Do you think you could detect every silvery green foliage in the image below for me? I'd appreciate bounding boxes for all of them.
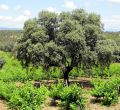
[96,39,119,68]
[17,9,113,79]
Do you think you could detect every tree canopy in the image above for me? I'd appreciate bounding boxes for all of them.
[16,9,119,86]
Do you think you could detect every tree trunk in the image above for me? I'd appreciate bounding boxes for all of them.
[100,66,104,79]
[63,66,73,86]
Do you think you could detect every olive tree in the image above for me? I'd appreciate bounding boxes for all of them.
[96,39,119,77]
[97,39,119,67]
[17,9,104,86]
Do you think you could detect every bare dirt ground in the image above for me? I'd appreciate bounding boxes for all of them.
[43,97,61,110]
[33,77,93,89]
[0,100,7,110]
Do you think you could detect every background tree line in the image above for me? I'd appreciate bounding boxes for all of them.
[0,30,22,52]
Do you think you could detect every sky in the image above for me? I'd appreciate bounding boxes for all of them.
[0,0,120,31]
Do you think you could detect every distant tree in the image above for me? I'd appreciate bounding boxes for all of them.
[104,32,120,63]
[96,39,119,77]
[114,50,120,63]
[97,39,119,67]
[17,9,110,86]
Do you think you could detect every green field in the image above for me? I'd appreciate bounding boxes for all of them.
[0,51,120,110]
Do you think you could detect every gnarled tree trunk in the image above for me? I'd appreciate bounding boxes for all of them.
[63,66,73,86]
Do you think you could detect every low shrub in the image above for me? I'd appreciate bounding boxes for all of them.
[49,83,64,100]
[91,79,119,105]
[111,77,120,94]
[9,82,48,110]
[0,80,16,100]
[60,84,86,110]
[91,79,105,98]
[0,80,48,110]
[50,84,86,110]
